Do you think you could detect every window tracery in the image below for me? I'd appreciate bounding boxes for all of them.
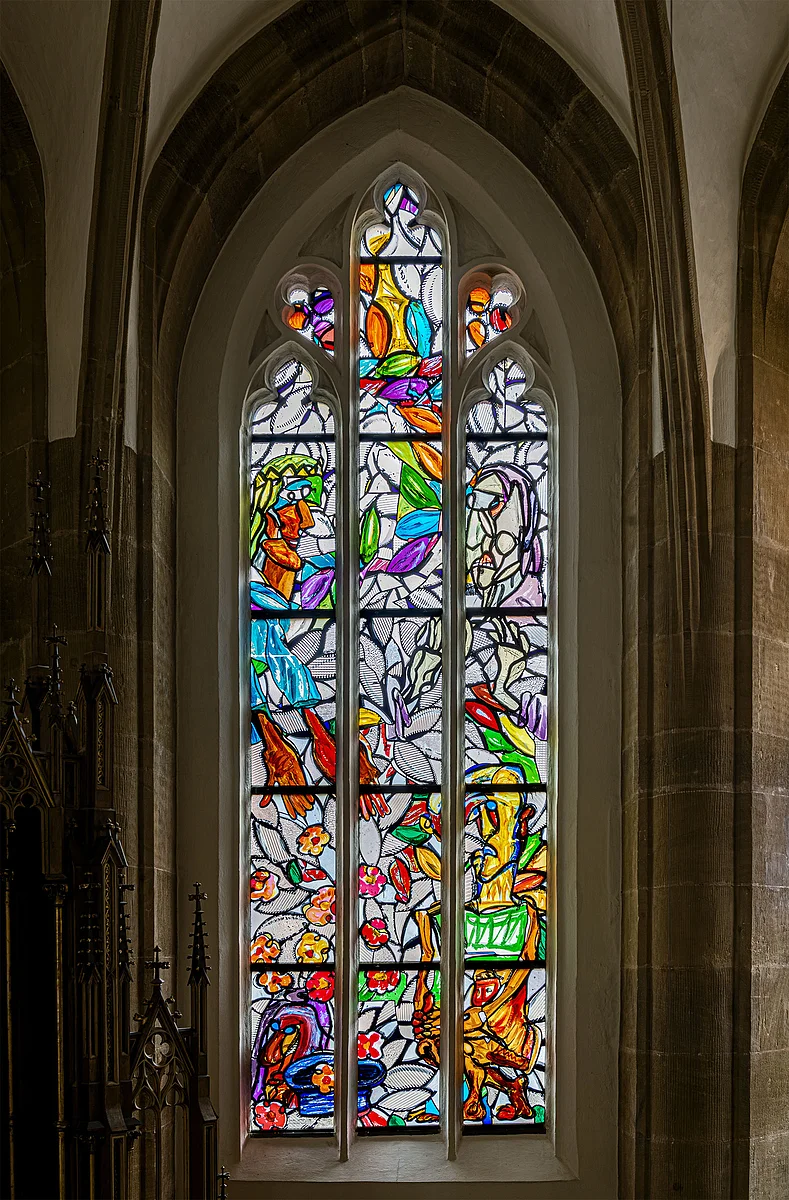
[463,270,522,358]
[281,272,336,356]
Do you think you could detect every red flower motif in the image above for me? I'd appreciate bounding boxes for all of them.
[305,971,335,1002]
[250,932,281,964]
[359,864,385,897]
[360,918,389,948]
[365,969,401,995]
[303,885,335,927]
[357,1030,382,1060]
[254,1100,287,1131]
[250,869,278,902]
[311,1063,334,1094]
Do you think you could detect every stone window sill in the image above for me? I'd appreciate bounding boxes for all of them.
[235,1132,576,1184]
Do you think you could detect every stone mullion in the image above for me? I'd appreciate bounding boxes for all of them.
[442,231,463,1159]
[337,241,358,1161]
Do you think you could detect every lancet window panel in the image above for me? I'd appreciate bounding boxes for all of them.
[245,175,554,1144]
[462,354,551,1132]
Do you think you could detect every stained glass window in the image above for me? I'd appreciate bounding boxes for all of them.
[247,177,552,1144]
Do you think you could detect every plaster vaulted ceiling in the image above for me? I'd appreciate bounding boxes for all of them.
[671,0,789,443]
[145,0,634,172]
[2,0,787,442]
[145,0,295,172]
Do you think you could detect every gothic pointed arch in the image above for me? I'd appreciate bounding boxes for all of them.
[141,0,644,429]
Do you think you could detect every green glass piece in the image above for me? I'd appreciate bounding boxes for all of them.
[360,506,381,564]
[517,833,542,871]
[465,907,534,958]
[391,823,431,846]
[375,351,419,378]
[400,463,439,511]
[358,969,408,1005]
[388,1115,407,1127]
[385,441,420,471]
[286,859,303,885]
[304,475,323,505]
[481,728,540,781]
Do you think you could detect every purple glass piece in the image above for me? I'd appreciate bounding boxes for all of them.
[525,693,548,741]
[386,534,437,574]
[313,293,334,315]
[380,378,429,401]
[300,568,334,609]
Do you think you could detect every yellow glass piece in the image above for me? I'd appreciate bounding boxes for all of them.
[468,318,485,347]
[499,713,536,759]
[367,228,389,255]
[373,265,413,356]
[415,845,441,880]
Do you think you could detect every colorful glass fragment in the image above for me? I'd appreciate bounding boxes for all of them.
[464,280,518,357]
[357,791,442,964]
[249,359,339,1135]
[284,285,335,355]
[251,790,336,963]
[466,361,549,609]
[359,183,443,436]
[356,184,444,1128]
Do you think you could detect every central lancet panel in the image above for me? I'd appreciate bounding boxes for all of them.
[356,181,443,1130]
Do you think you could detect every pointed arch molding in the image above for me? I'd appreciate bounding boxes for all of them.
[140,0,643,412]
